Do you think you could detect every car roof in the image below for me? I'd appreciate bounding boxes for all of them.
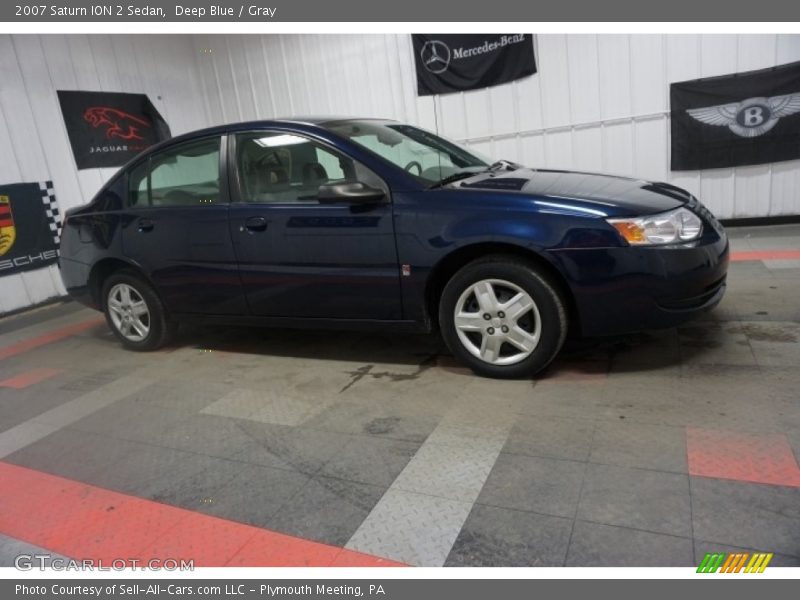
[100,116,405,190]
[170,116,398,141]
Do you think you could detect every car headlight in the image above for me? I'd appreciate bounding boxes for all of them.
[607,207,703,246]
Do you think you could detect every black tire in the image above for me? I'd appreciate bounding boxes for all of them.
[101,271,175,351]
[438,255,568,378]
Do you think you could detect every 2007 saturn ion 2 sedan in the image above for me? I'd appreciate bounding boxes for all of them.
[59,117,728,378]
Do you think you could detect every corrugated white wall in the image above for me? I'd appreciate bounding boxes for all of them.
[2,33,799,315]
[192,33,800,222]
[0,34,209,314]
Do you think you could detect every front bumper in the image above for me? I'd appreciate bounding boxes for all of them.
[550,232,729,337]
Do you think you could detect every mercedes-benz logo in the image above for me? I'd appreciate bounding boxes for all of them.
[420,40,451,74]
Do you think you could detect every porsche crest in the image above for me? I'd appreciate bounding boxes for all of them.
[0,182,61,276]
[0,195,16,257]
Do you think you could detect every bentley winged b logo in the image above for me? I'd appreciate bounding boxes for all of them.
[0,195,16,257]
[687,93,800,137]
[83,106,152,142]
[420,40,451,74]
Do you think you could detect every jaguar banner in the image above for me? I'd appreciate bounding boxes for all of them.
[671,61,800,170]
[57,90,171,170]
[0,181,61,276]
[411,34,536,96]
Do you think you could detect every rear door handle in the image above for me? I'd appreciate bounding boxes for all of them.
[244,216,268,232]
[138,218,154,232]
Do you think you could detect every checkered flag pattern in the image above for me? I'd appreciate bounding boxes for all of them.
[38,180,62,246]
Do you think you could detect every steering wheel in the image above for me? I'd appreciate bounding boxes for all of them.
[255,154,279,170]
[404,161,423,176]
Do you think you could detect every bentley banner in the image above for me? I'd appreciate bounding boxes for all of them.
[57,90,171,170]
[671,61,800,170]
[0,181,61,276]
[412,34,536,96]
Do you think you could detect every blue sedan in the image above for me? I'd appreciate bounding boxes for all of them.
[59,118,728,378]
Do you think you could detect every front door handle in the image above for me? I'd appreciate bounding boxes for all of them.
[244,216,268,232]
[138,218,154,232]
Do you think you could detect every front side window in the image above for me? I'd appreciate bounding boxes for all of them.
[235,132,383,203]
[128,137,221,208]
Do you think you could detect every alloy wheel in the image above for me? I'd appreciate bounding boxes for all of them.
[453,278,541,366]
[107,283,151,342]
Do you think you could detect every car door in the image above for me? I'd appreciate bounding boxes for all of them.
[228,130,402,320]
[121,135,247,315]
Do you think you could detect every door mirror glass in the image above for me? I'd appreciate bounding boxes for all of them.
[317,182,386,204]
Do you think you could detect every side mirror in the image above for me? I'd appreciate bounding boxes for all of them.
[317,182,386,204]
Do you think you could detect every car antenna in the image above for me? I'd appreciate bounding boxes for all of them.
[433,95,442,181]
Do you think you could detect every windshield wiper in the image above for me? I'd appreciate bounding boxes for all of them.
[487,159,522,171]
[428,171,481,189]
[428,160,522,189]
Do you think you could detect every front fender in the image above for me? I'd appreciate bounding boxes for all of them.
[393,189,622,323]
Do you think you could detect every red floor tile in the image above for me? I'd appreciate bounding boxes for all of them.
[687,427,800,488]
[330,550,407,567]
[224,533,344,567]
[730,250,800,262]
[0,462,406,567]
[0,368,62,389]
[542,360,608,384]
[0,318,104,361]
[146,512,259,567]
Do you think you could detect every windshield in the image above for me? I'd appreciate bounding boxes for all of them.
[324,120,491,185]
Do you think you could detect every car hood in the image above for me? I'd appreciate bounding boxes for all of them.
[453,168,694,216]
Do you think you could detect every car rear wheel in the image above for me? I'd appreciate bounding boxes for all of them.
[102,272,175,351]
[439,256,568,378]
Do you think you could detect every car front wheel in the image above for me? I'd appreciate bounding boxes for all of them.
[102,272,174,351]
[439,256,568,378]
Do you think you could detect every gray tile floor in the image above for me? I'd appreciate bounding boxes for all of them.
[1,224,799,567]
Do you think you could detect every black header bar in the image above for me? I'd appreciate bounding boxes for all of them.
[2,0,799,22]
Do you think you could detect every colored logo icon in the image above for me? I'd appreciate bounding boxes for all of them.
[697,552,773,573]
[0,195,16,257]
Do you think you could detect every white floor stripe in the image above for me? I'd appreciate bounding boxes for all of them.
[0,351,193,459]
[345,395,520,566]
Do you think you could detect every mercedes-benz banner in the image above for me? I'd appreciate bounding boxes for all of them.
[412,34,536,96]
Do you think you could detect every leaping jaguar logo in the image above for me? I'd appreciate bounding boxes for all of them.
[0,195,16,257]
[687,93,800,138]
[83,107,151,141]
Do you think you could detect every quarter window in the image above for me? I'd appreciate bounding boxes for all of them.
[235,132,383,203]
[128,137,221,208]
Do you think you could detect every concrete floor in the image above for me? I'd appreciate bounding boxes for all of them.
[0,224,799,567]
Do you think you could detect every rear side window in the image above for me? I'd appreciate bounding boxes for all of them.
[128,137,221,208]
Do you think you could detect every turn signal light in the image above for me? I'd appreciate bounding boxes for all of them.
[611,222,646,244]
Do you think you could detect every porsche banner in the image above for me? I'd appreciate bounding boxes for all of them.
[412,34,536,96]
[0,181,61,277]
[671,61,800,170]
[57,90,171,170]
